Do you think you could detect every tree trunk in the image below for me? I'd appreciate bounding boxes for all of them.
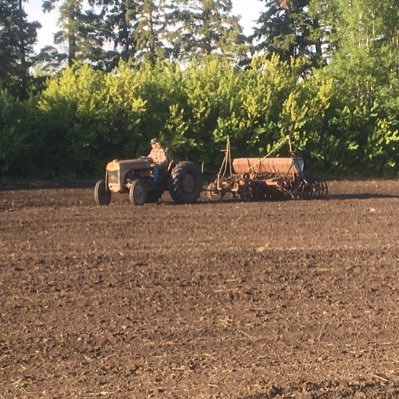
[17,0,29,99]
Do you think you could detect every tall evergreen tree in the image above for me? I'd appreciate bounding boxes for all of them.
[0,0,39,98]
[42,0,104,67]
[253,0,323,68]
[88,0,172,67]
[134,0,170,64]
[88,0,139,68]
[167,0,245,61]
[307,0,340,59]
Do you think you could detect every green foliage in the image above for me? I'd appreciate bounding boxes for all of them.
[168,0,245,62]
[366,117,399,175]
[37,0,245,70]
[34,62,148,177]
[0,0,39,99]
[0,89,32,175]
[2,55,337,178]
[253,0,324,69]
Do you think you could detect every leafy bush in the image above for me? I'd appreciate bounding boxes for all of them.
[0,89,33,176]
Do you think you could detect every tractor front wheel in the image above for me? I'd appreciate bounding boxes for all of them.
[129,179,147,206]
[94,179,111,206]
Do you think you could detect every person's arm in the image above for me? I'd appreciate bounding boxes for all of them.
[147,149,155,163]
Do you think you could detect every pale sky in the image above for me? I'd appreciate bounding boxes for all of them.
[24,0,264,52]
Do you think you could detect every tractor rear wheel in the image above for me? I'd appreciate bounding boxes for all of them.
[168,161,203,204]
[94,179,111,206]
[129,179,147,206]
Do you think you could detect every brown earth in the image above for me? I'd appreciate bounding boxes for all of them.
[1,180,399,399]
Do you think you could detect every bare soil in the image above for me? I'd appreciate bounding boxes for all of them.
[1,180,399,398]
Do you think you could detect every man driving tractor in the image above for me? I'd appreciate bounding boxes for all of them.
[94,137,203,206]
[147,138,167,184]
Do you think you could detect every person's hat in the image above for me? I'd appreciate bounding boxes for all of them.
[150,138,158,145]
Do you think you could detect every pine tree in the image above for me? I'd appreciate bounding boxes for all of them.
[0,0,39,98]
[90,0,139,68]
[42,0,105,67]
[253,0,323,68]
[133,0,170,64]
[167,0,245,61]
[88,0,171,67]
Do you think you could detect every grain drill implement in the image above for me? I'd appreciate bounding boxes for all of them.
[207,137,328,201]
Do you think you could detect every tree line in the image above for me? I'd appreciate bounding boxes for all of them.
[1,0,399,179]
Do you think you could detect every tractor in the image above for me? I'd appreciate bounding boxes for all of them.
[94,157,203,206]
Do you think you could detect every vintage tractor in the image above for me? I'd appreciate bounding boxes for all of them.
[207,136,328,201]
[94,157,203,206]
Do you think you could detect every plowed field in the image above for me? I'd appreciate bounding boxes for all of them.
[1,180,399,398]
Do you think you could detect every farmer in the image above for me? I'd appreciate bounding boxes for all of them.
[147,138,168,184]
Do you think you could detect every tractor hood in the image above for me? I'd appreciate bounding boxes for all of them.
[107,158,151,171]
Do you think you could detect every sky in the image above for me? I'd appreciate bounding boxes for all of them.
[24,0,265,52]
